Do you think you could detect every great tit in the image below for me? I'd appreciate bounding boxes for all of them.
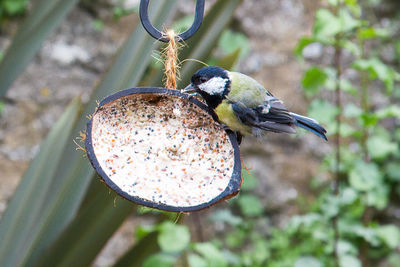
[183,66,327,142]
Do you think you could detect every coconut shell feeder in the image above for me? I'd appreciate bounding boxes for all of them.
[86,88,241,212]
[85,0,242,212]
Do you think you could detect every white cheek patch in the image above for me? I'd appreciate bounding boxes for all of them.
[199,77,227,95]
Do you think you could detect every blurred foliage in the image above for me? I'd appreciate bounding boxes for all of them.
[274,0,400,266]
[112,0,138,21]
[0,0,28,19]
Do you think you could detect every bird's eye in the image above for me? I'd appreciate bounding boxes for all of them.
[199,77,208,83]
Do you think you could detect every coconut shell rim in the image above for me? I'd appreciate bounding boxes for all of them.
[85,87,242,212]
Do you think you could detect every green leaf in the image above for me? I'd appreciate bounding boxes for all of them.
[302,67,328,97]
[321,195,340,218]
[339,40,361,57]
[339,255,361,267]
[338,8,360,32]
[3,0,27,15]
[143,253,176,267]
[366,184,389,210]
[327,0,339,6]
[349,160,382,191]
[188,253,208,267]
[218,29,250,59]
[209,209,243,227]
[308,99,339,134]
[237,195,263,217]
[387,253,400,267]
[92,19,104,31]
[339,187,358,205]
[193,242,227,267]
[396,41,400,61]
[294,37,317,58]
[376,105,400,119]
[337,240,357,256]
[344,0,361,16]
[313,8,359,40]
[339,123,356,137]
[0,98,81,267]
[0,0,80,97]
[294,256,322,267]
[313,9,341,39]
[158,222,190,253]
[367,135,397,160]
[361,112,379,127]
[344,103,362,118]
[352,58,396,93]
[341,224,380,246]
[241,169,258,191]
[225,230,246,248]
[358,27,390,40]
[377,225,400,249]
[288,213,322,231]
[322,67,337,91]
[250,239,269,264]
[135,225,157,241]
[386,162,400,181]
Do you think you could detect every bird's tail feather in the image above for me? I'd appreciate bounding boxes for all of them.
[290,113,327,141]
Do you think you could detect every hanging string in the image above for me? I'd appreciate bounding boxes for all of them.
[163,30,181,89]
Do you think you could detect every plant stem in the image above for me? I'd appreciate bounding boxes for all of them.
[359,40,369,160]
[358,24,371,267]
[191,212,205,242]
[334,44,342,195]
[332,38,342,267]
[331,3,343,264]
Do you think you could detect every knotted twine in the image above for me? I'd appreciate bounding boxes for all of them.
[163,30,181,90]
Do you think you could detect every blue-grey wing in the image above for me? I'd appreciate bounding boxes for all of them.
[231,97,296,134]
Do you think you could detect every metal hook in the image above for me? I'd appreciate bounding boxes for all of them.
[139,0,205,43]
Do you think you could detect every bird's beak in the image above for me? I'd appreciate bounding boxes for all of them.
[182,83,196,94]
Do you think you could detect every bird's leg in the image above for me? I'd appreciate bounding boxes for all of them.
[236,132,242,145]
[220,123,231,131]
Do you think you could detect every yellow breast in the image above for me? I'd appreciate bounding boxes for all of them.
[214,101,252,135]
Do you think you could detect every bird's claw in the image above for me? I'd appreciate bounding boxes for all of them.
[187,92,200,99]
[221,124,231,131]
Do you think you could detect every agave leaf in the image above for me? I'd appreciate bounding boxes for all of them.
[21,1,178,265]
[33,179,136,267]
[0,0,80,97]
[113,232,159,267]
[0,97,81,267]
[214,48,241,70]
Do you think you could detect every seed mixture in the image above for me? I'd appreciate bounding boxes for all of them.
[91,93,235,207]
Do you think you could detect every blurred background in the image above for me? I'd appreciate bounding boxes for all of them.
[0,0,399,266]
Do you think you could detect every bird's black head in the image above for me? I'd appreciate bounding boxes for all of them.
[190,66,231,109]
